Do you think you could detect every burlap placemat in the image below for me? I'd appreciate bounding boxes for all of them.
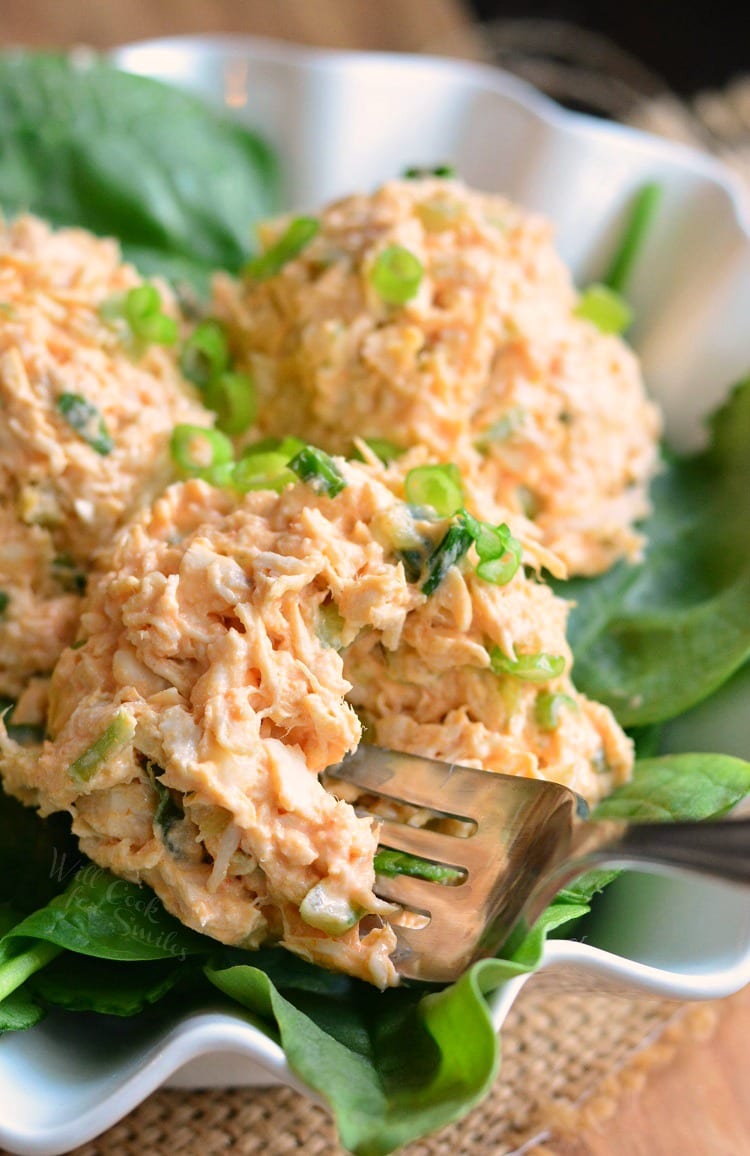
[2,28,748,1156]
[49,984,725,1156]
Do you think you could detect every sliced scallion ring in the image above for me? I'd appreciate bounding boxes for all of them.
[124,284,178,345]
[404,464,464,517]
[370,245,423,305]
[535,691,578,731]
[204,371,257,436]
[489,647,566,683]
[299,881,362,936]
[575,284,633,335]
[180,319,231,388]
[474,521,522,587]
[242,436,306,460]
[170,424,234,475]
[288,446,346,497]
[232,451,295,493]
[244,216,320,281]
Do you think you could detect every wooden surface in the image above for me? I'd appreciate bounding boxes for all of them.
[551,989,750,1156]
[0,0,479,56]
[0,3,747,1154]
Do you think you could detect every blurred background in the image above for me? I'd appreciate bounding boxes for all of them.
[0,0,746,98]
[0,0,747,178]
[469,0,749,97]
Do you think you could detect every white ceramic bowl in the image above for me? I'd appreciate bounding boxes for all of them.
[0,35,749,1156]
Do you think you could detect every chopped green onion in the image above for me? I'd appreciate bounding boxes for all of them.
[403,164,456,179]
[351,438,403,465]
[405,464,464,517]
[489,647,566,684]
[244,217,320,281]
[242,435,306,461]
[421,517,475,596]
[398,548,428,584]
[575,284,633,335]
[124,284,178,345]
[417,509,523,594]
[299,881,361,936]
[475,406,526,449]
[474,522,522,586]
[204,372,256,436]
[204,461,238,489]
[316,602,346,650]
[374,847,464,884]
[147,761,185,853]
[232,451,295,493]
[535,691,578,730]
[51,555,87,594]
[0,591,8,618]
[604,183,662,294]
[516,485,539,520]
[68,710,135,782]
[180,319,231,388]
[289,446,346,498]
[56,393,113,455]
[370,245,423,306]
[170,424,234,475]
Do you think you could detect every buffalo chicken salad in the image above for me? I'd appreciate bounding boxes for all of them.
[0,53,749,1156]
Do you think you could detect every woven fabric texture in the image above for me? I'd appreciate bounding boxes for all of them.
[52,989,719,1156]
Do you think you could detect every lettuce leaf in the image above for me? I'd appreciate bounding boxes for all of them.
[558,378,750,726]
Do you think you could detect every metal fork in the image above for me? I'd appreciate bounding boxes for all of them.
[324,746,750,983]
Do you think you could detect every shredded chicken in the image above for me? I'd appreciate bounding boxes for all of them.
[0,215,210,700]
[213,177,661,576]
[1,462,633,987]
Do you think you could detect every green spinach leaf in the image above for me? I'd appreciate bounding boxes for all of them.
[0,987,44,1034]
[1,863,207,963]
[0,785,79,913]
[29,955,185,1017]
[594,752,750,822]
[0,53,279,288]
[558,378,750,725]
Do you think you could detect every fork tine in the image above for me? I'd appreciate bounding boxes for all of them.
[373,871,452,912]
[376,819,468,869]
[326,745,583,982]
[327,745,486,820]
[388,920,476,984]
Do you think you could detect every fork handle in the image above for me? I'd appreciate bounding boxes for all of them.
[585,816,750,885]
